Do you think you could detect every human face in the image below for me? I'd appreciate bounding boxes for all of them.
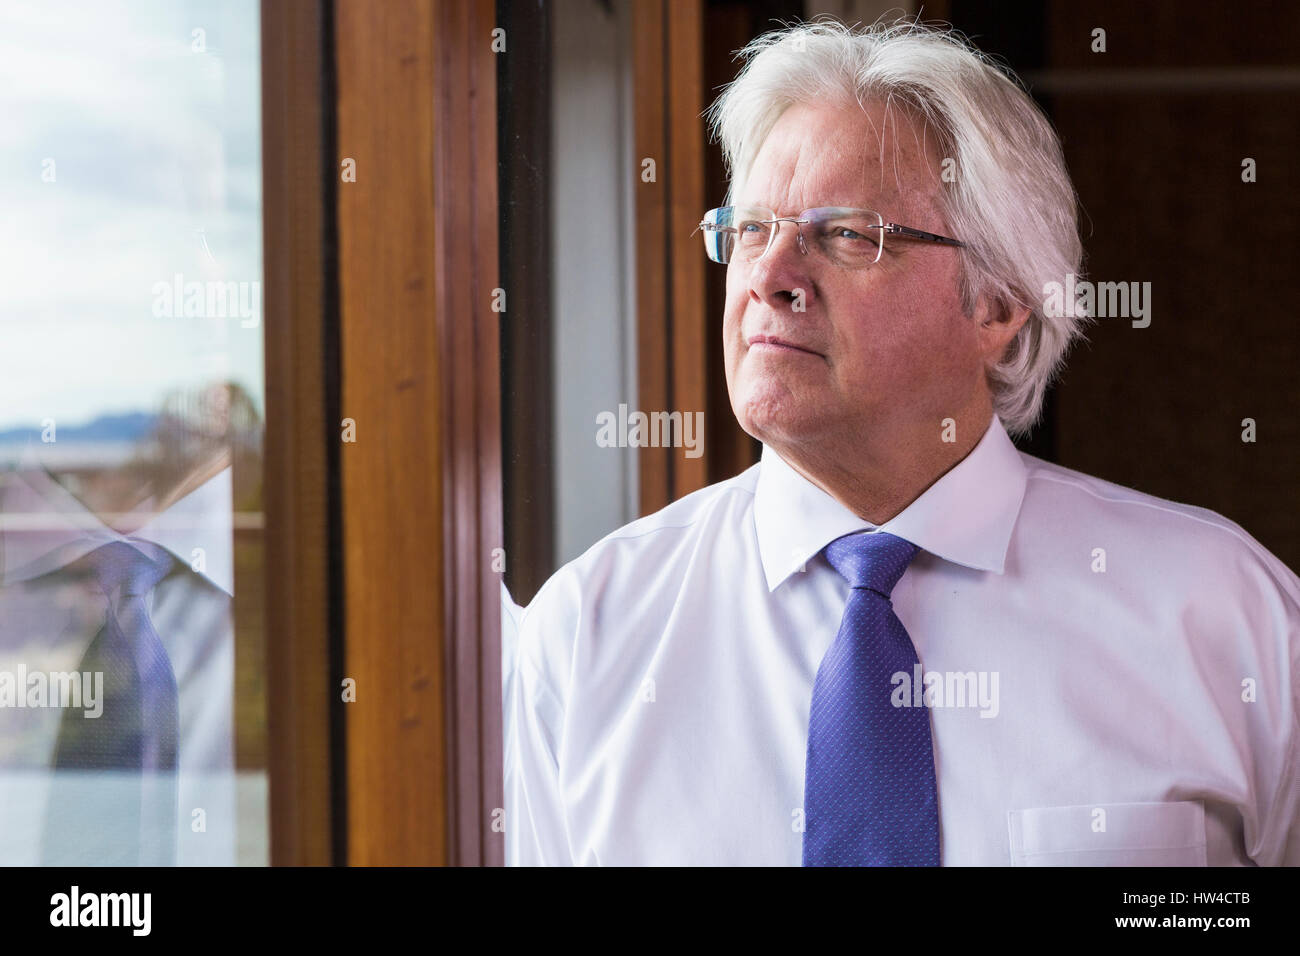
[722,98,987,456]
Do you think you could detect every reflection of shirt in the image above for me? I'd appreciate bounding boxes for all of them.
[0,458,236,865]
[507,414,1300,866]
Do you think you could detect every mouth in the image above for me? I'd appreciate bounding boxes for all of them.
[747,334,824,359]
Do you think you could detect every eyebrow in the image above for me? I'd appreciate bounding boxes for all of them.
[740,199,886,215]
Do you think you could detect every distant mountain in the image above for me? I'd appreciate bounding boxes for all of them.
[0,411,157,443]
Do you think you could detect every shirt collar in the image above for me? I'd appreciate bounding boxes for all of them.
[754,414,1027,591]
[0,448,235,595]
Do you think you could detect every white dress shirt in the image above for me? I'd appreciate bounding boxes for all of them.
[507,414,1300,865]
[0,454,239,865]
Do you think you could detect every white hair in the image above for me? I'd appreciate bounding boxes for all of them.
[704,17,1089,438]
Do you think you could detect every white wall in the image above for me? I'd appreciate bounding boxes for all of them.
[551,0,640,566]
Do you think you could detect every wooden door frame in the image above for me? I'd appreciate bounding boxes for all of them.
[632,0,711,514]
[261,0,337,867]
[262,0,503,866]
[333,0,503,866]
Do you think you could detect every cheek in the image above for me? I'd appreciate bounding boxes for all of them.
[896,295,983,400]
[723,264,746,323]
[722,269,747,367]
[831,272,975,392]
[915,279,980,367]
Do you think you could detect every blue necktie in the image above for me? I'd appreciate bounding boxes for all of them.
[42,540,179,865]
[802,530,940,866]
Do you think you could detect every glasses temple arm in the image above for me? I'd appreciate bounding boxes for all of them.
[882,222,966,247]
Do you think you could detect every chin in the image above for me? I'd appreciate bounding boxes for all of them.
[733,384,823,448]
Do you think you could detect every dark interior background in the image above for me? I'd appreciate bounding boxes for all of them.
[948,0,1300,576]
[499,0,1300,601]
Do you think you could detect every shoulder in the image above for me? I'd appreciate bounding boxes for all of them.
[514,463,761,689]
[1017,452,1300,608]
[528,462,759,606]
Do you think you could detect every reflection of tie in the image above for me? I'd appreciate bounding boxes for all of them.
[803,531,940,866]
[42,541,179,866]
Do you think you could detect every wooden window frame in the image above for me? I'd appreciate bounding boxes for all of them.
[261,0,336,867]
[262,0,503,866]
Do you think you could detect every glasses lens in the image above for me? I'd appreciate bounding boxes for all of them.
[731,207,773,261]
[700,206,774,264]
[700,207,731,263]
[700,207,884,267]
[804,208,884,267]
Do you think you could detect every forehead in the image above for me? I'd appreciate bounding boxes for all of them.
[738,97,943,218]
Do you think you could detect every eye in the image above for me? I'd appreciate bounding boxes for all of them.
[831,226,878,245]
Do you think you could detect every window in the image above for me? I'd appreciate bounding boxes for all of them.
[0,0,267,866]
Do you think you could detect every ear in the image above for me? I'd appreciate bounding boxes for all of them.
[973,296,1031,364]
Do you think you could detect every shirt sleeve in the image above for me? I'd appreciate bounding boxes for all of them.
[1277,601,1300,865]
[505,578,576,866]
[1252,544,1300,866]
[1280,793,1300,865]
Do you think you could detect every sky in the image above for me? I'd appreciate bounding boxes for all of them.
[0,0,264,434]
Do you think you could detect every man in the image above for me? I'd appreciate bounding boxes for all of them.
[0,395,241,866]
[506,20,1300,866]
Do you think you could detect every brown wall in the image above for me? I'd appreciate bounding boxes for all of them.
[1044,3,1300,572]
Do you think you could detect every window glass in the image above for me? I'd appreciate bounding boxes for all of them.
[0,0,266,866]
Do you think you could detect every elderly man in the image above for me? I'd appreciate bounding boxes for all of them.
[506,20,1300,866]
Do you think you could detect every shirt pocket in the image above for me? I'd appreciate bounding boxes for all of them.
[1007,800,1207,866]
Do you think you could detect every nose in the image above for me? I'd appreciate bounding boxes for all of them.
[746,218,816,310]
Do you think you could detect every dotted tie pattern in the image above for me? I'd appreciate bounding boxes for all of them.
[802,530,940,866]
[43,541,179,866]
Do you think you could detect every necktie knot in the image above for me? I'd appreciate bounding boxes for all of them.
[823,530,918,598]
[78,541,173,598]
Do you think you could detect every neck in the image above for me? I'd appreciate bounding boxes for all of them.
[774,403,993,525]
[58,445,231,535]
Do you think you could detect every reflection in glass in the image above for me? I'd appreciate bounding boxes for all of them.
[0,0,265,865]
